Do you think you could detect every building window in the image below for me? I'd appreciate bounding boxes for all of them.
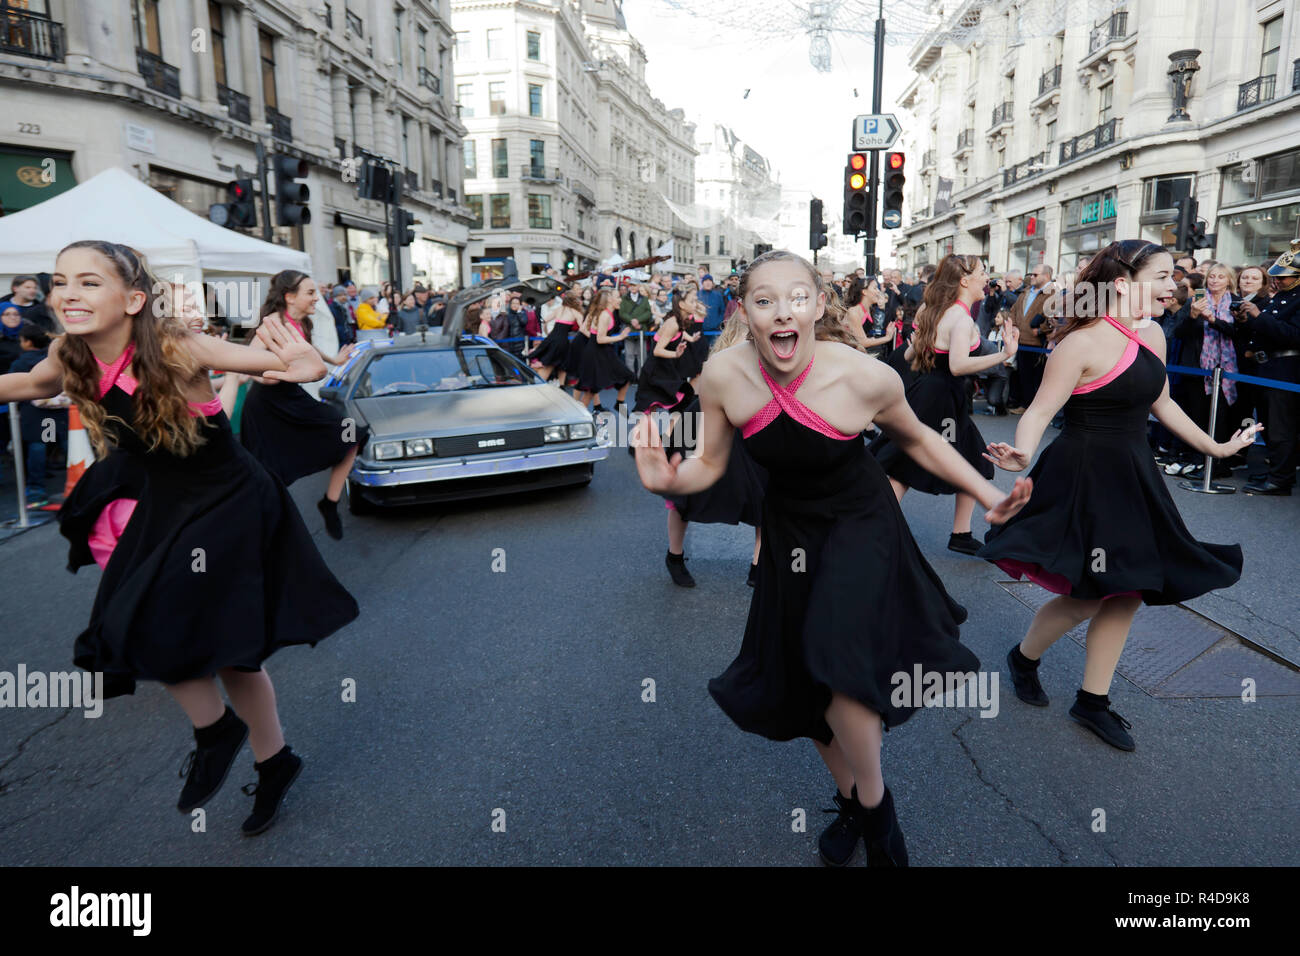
[259,30,277,111]
[394,7,402,76]
[529,139,545,176]
[208,2,227,87]
[133,0,162,54]
[528,194,552,229]
[1262,16,1283,78]
[1098,82,1113,125]
[486,28,502,59]
[454,31,470,58]
[528,83,542,117]
[1221,147,1300,208]
[704,235,710,255]
[1045,118,1056,149]
[490,193,510,228]
[466,194,484,229]
[526,30,541,60]
[345,4,363,36]
[456,83,473,117]
[492,138,507,178]
[463,140,477,179]
[401,118,410,170]
[418,26,428,72]
[489,81,505,115]
[323,2,333,30]
[1141,175,1193,214]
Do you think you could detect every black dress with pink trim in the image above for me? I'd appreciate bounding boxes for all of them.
[633,327,693,413]
[660,391,767,526]
[58,345,359,698]
[563,327,590,384]
[529,317,574,369]
[579,309,636,394]
[707,352,977,743]
[238,315,368,486]
[979,315,1242,605]
[869,326,994,494]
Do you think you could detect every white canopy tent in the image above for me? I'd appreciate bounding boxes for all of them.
[0,167,341,393]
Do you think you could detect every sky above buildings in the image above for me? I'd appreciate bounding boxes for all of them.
[625,0,914,222]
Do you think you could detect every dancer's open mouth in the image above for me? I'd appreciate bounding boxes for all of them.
[771,329,798,359]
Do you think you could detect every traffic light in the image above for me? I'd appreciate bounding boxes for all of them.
[1189,218,1211,250]
[1174,197,1195,251]
[209,178,257,229]
[357,158,393,202]
[564,249,576,270]
[389,207,417,246]
[753,243,773,258]
[843,153,869,236]
[273,155,311,226]
[809,198,828,251]
[881,152,905,229]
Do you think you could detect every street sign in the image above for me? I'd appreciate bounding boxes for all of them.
[882,209,902,229]
[852,114,900,151]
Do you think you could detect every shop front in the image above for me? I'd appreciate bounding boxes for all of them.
[1216,146,1300,266]
[1138,174,1194,248]
[1059,188,1117,271]
[1006,209,1046,274]
[333,214,389,287]
[0,147,75,216]
[411,236,462,291]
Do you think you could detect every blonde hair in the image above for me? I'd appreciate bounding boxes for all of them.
[737,250,861,351]
[1201,261,1238,295]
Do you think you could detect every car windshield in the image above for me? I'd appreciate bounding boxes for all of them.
[356,348,538,396]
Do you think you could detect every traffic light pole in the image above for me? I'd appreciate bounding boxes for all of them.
[255,138,272,242]
[863,6,885,276]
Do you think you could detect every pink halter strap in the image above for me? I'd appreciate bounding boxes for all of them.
[96,343,138,398]
[742,353,858,441]
[1101,315,1160,356]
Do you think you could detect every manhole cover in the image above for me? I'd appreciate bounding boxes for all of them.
[996,581,1300,698]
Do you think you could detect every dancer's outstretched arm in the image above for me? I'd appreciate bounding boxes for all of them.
[187,314,326,382]
[984,334,1088,471]
[0,337,65,402]
[634,356,733,496]
[871,363,1031,524]
[1145,329,1261,457]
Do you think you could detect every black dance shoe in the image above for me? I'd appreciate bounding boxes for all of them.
[665,550,695,588]
[240,745,303,836]
[747,562,759,587]
[177,706,248,813]
[1006,645,1049,707]
[858,786,908,867]
[947,532,982,555]
[317,496,344,539]
[1068,695,1135,752]
[818,791,864,866]
[1243,481,1291,496]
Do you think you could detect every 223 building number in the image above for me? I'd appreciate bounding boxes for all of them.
[18,123,41,135]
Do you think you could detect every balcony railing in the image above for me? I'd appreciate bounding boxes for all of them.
[572,179,595,205]
[136,48,180,99]
[1038,63,1062,97]
[1003,151,1048,189]
[1,9,64,61]
[956,128,975,152]
[404,167,420,191]
[1294,58,1300,92]
[429,178,443,198]
[521,165,563,183]
[217,82,250,123]
[266,105,292,141]
[1059,117,1119,164]
[922,149,937,169]
[418,66,440,94]
[1237,74,1277,111]
[990,101,1014,129]
[1088,11,1129,54]
[447,187,456,203]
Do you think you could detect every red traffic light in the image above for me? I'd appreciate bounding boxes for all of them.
[887,152,905,170]
[232,183,247,198]
[849,153,867,171]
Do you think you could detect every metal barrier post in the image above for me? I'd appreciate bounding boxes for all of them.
[8,403,30,528]
[638,330,646,371]
[1179,366,1235,495]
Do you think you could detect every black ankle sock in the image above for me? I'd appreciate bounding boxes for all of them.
[254,744,292,772]
[1075,689,1109,710]
[854,786,894,838]
[194,706,236,746]
[1010,645,1041,670]
[666,550,685,562]
[319,495,338,510]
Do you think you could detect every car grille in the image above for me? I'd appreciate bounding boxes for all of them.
[435,428,546,457]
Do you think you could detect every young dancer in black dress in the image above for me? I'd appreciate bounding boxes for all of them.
[979,240,1260,751]
[0,241,359,834]
[870,255,1020,555]
[529,288,582,384]
[235,271,365,539]
[634,251,1031,866]
[578,287,634,412]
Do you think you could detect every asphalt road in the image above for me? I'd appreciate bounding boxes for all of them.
[1,403,1297,866]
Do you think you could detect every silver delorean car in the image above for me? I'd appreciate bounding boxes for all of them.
[321,276,606,512]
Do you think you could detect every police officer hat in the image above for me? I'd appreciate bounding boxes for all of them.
[1267,239,1300,277]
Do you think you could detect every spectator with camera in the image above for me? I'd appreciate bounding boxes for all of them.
[1006,264,1055,412]
[1175,261,1243,478]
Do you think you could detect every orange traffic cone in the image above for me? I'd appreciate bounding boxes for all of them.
[61,403,94,501]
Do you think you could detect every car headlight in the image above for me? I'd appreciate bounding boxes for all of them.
[568,422,594,440]
[543,425,567,443]
[374,441,404,460]
[405,438,434,457]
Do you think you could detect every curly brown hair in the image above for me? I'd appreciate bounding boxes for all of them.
[55,240,205,458]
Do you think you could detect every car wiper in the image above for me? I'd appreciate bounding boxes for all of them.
[374,384,434,396]
[469,381,525,388]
